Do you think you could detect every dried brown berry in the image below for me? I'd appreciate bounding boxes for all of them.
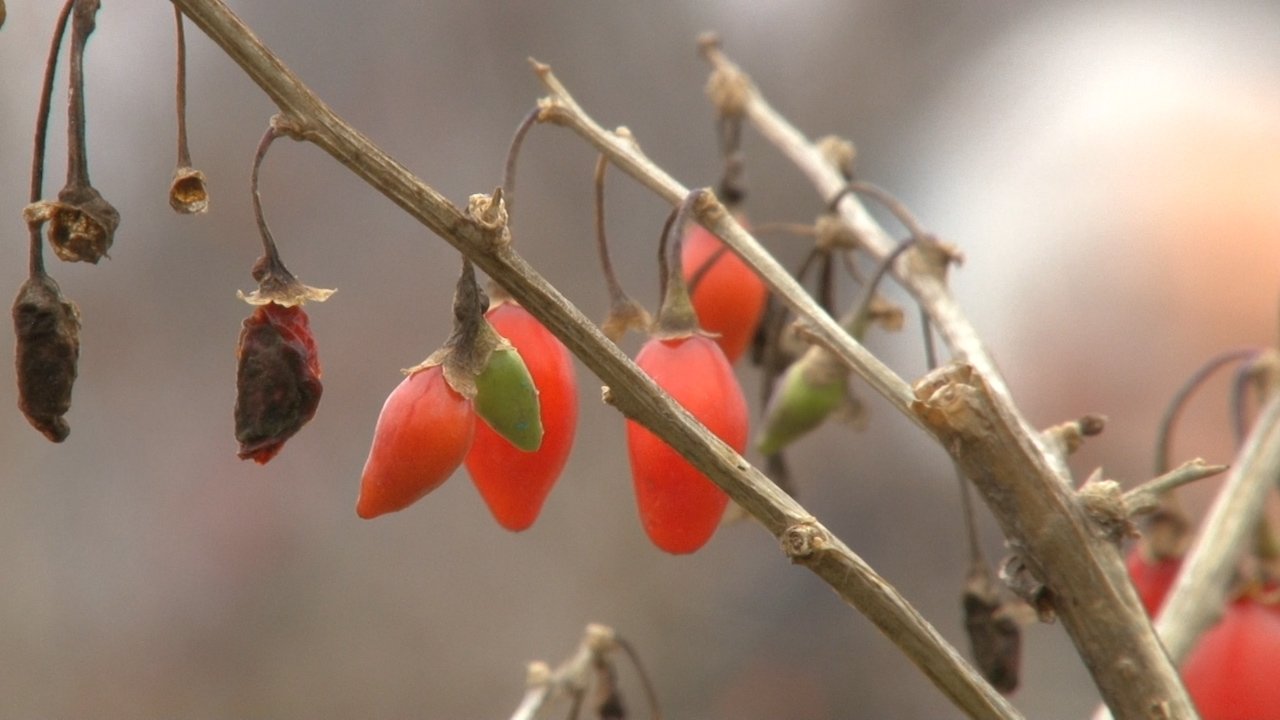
[963,568,1023,694]
[12,272,80,442]
[234,302,322,464]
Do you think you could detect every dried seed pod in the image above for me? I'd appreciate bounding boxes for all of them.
[12,272,80,442]
[33,0,119,264]
[234,302,322,463]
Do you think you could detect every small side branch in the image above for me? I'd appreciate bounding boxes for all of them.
[912,364,1197,719]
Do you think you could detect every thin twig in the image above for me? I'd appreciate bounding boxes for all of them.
[1123,460,1230,518]
[174,5,192,168]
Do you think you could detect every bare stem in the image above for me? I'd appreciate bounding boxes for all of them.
[1154,347,1259,474]
[249,123,285,269]
[26,0,77,276]
[65,0,101,189]
[502,107,540,223]
[833,180,929,242]
[593,153,631,308]
[174,5,192,168]
[31,0,75,206]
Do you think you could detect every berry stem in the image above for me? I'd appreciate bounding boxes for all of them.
[653,191,703,336]
[502,106,540,225]
[249,123,289,278]
[174,5,192,169]
[1155,347,1260,474]
[65,0,101,191]
[830,180,928,242]
[593,153,631,310]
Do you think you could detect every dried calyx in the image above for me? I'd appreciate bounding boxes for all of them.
[413,260,542,451]
[651,191,706,339]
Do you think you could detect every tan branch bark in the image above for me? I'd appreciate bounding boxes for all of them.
[172,1,1020,718]
[692,38,1201,719]
[1155,395,1280,660]
[909,366,1198,718]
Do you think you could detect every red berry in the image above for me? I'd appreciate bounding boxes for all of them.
[626,334,748,554]
[465,302,578,531]
[356,365,475,519]
[1182,599,1280,719]
[681,222,767,364]
[234,302,323,464]
[1126,546,1182,616]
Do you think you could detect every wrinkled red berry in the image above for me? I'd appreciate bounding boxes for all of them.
[234,302,322,464]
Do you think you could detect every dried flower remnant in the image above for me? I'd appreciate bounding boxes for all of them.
[32,0,119,263]
[12,267,80,442]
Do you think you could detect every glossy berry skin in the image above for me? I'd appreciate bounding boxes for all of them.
[626,335,748,554]
[465,302,578,531]
[357,365,475,519]
[1126,547,1182,616]
[1182,599,1280,719]
[681,222,767,364]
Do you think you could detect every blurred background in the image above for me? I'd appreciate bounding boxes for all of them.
[2,1,1280,718]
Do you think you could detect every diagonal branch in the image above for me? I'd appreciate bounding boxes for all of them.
[696,38,1198,720]
[172,1,1020,718]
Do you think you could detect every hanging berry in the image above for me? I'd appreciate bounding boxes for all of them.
[12,2,83,442]
[233,120,333,464]
[357,364,476,519]
[681,220,766,363]
[465,296,578,531]
[13,258,80,443]
[626,192,749,554]
[1181,598,1280,720]
[358,259,543,519]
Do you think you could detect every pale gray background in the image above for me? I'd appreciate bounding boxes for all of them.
[2,2,1280,718]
